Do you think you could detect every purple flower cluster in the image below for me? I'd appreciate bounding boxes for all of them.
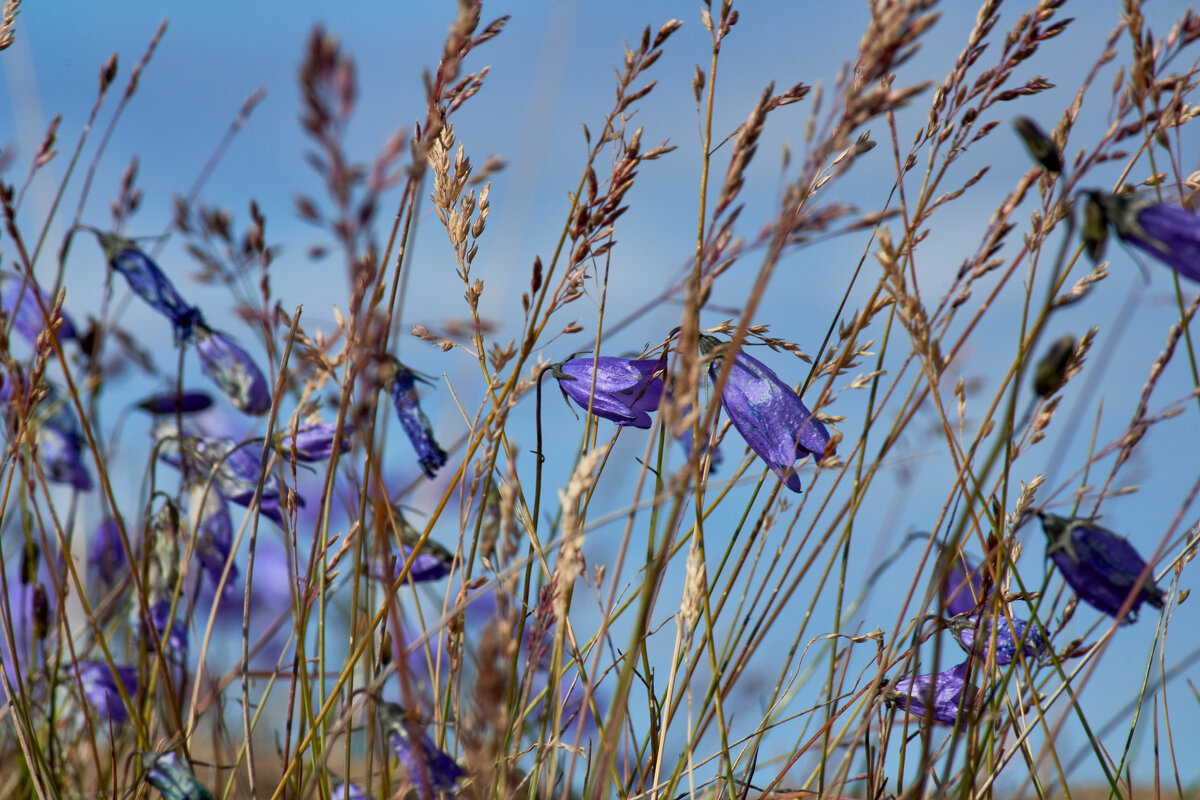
[1039,512,1165,624]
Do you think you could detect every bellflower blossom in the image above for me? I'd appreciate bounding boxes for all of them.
[552,355,665,429]
[1083,191,1200,281]
[36,385,94,491]
[154,423,301,526]
[386,359,447,479]
[276,420,351,462]
[94,231,205,343]
[1,273,77,343]
[186,481,239,595]
[89,517,127,586]
[143,751,214,800]
[195,324,272,415]
[382,513,453,583]
[698,335,830,492]
[137,390,215,416]
[74,660,137,725]
[377,701,465,796]
[883,661,976,725]
[145,600,189,669]
[937,547,988,616]
[949,613,1048,666]
[1038,513,1166,624]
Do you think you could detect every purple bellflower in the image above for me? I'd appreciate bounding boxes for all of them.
[552,355,666,429]
[1,273,77,343]
[330,779,373,800]
[698,335,830,492]
[1083,192,1200,281]
[94,231,205,343]
[949,613,1048,666]
[883,661,977,725]
[147,600,189,668]
[186,481,239,595]
[386,359,447,479]
[276,420,351,462]
[195,325,271,415]
[377,701,465,797]
[1038,512,1166,624]
[36,385,94,491]
[90,517,127,586]
[137,391,215,416]
[937,547,989,616]
[74,660,137,725]
[143,751,214,800]
[154,423,301,526]
[387,512,454,583]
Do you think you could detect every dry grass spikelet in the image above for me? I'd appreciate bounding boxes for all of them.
[553,445,609,622]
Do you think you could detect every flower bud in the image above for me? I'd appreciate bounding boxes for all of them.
[1033,335,1075,397]
[1013,117,1062,174]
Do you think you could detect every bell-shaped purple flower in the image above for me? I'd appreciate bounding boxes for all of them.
[142,600,189,671]
[186,482,239,594]
[383,514,454,583]
[36,385,93,491]
[699,336,830,492]
[1039,512,1165,624]
[136,391,214,416]
[386,359,447,479]
[276,420,351,462]
[883,661,976,725]
[195,325,271,415]
[94,231,205,343]
[1085,192,1200,281]
[74,660,137,725]
[143,751,214,800]
[936,547,988,616]
[89,517,127,586]
[1,273,77,343]
[377,701,465,797]
[949,613,1048,666]
[552,355,666,429]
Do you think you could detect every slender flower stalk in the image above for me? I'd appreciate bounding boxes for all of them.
[1038,512,1166,624]
[552,355,665,428]
[699,335,830,492]
[384,358,447,479]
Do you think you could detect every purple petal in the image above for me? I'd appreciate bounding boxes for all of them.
[884,661,975,725]
[75,660,137,725]
[389,362,448,478]
[195,326,271,415]
[949,613,1048,666]
[89,517,126,585]
[555,356,665,428]
[1,274,77,343]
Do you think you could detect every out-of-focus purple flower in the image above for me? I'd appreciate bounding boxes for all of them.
[143,751,214,800]
[36,385,93,491]
[330,779,373,800]
[137,391,215,416]
[377,701,465,797]
[89,517,127,586]
[377,514,454,583]
[949,613,1048,666]
[698,336,830,493]
[1085,192,1200,281]
[1039,513,1166,624]
[154,423,302,527]
[186,482,239,595]
[678,421,723,472]
[75,660,136,725]
[937,547,988,616]
[386,359,447,479]
[552,355,665,429]
[147,600,189,668]
[94,231,205,343]
[195,325,271,416]
[883,661,976,725]
[276,420,351,462]
[1,273,77,343]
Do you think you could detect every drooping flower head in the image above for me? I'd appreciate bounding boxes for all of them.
[275,419,351,462]
[195,324,272,416]
[552,355,665,429]
[1038,512,1165,624]
[1,273,77,344]
[377,701,465,797]
[883,661,977,725]
[34,384,94,491]
[74,660,137,725]
[948,613,1048,666]
[384,358,447,479]
[143,751,214,800]
[698,335,830,492]
[1083,191,1200,281]
[93,231,205,343]
[1012,116,1062,174]
[136,391,215,416]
